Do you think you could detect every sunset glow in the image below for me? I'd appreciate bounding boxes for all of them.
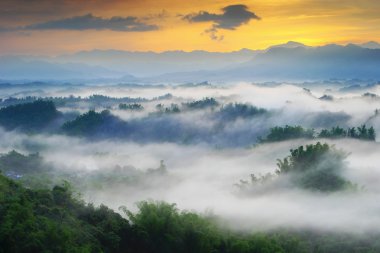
[1,0,379,55]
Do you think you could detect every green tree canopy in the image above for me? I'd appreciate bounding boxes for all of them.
[276,142,354,192]
[262,125,314,142]
[0,100,59,131]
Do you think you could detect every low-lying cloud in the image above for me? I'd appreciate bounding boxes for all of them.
[1,82,380,233]
[2,128,380,232]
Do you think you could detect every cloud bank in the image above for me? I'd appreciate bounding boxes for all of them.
[2,13,159,32]
[0,82,380,234]
[2,128,380,233]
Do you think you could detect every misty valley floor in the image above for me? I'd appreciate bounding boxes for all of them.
[1,81,380,252]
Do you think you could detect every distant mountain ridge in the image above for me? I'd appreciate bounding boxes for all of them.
[267,41,309,49]
[0,56,130,81]
[0,41,379,82]
[359,41,380,49]
[148,43,380,82]
[53,48,259,76]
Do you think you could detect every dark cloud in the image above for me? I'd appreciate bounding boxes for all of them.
[183,4,260,40]
[185,5,260,30]
[21,13,158,32]
[203,27,224,41]
[0,0,127,16]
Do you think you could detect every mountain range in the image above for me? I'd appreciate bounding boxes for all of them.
[1,41,380,83]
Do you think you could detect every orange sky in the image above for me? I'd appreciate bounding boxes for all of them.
[0,0,379,55]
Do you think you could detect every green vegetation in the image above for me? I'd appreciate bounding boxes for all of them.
[118,103,144,111]
[0,173,131,253]
[0,151,51,188]
[62,110,112,136]
[0,95,147,108]
[155,103,181,114]
[0,100,59,131]
[0,150,44,175]
[182,97,219,110]
[77,162,168,192]
[318,125,376,140]
[0,150,71,189]
[1,172,380,253]
[262,125,315,142]
[276,142,354,192]
[0,149,171,193]
[218,103,267,121]
[262,125,376,142]
[238,143,354,192]
[0,173,301,253]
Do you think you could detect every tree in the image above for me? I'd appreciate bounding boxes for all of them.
[262,125,314,142]
[357,125,368,139]
[316,125,375,141]
[218,103,266,121]
[276,142,354,192]
[119,103,144,111]
[368,126,376,140]
[61,110,116,136]
[183,98,219,110]
[0,100,59,131]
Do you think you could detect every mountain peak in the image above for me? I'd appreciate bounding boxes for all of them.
[285,41,306,46]
[268,41,307,50]
[360,41,380,49]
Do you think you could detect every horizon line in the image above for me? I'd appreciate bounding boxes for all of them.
[1,40,379,57]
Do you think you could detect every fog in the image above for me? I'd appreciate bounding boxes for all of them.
[1,81,380,233]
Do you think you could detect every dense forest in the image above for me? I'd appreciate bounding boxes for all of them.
[1,170,380,253]
[0,100,60,131]
[61,110,120,137]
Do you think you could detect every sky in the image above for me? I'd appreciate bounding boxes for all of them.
[0,0,379,55]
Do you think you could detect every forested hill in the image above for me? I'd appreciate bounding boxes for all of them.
[1,171,380,253]
[0,100,60,131]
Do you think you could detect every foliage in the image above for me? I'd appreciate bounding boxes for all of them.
[0,95,148,108]
[0,149,170,192]
[61,110,115,136]
[182,97,219,110]
[0,173,131,253]
[118,103,144,111]
[0,150,44,175]
[1,173,379,252]
[217,103,267,121]
[262,125,376,143]
[0,174,292,253]
[276,142,354,192]
[318,125,375,140]
[0,100,59,131]
[155,103,181,114]
[125,201,222,253]
[0,150,53,189]
[238,143,355,193]
[262,125,315,142]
